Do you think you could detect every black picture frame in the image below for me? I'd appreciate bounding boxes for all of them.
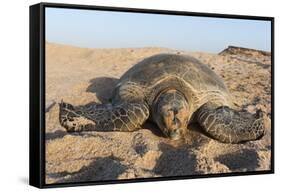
[29,2,275,188]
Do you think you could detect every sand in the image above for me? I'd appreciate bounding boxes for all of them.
[45,42,272,184]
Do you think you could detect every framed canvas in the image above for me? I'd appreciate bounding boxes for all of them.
[29,2,274,188]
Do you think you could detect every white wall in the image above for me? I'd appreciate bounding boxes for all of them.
[0,0,279,190]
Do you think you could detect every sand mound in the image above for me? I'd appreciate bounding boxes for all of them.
[45,43,271,184]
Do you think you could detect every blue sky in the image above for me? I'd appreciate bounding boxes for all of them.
[46,8,271,53]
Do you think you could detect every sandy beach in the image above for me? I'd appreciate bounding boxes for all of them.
[45,42,271,184]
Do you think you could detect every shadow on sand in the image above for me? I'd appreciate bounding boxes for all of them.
[86,77,119,103]
[153,143,203,176]
[215,149,259,171]
[48,156,127,183]
[45,130,68,141]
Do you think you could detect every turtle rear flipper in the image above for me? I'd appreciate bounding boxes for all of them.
[59,101,149,132]
[196,102,265,143]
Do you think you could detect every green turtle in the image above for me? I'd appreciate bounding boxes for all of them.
[59,54,264,143]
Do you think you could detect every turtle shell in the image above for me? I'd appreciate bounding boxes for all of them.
[113,54,233,115]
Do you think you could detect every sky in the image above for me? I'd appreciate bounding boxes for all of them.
[46,7,271,53]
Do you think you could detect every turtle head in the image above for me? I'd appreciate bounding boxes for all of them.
[153,89,189,140]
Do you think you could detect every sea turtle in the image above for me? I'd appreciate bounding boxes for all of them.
[59,54,265,143]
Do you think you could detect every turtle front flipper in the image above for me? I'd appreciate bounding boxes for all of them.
[59,101,149,132]
[196,102,265,143]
